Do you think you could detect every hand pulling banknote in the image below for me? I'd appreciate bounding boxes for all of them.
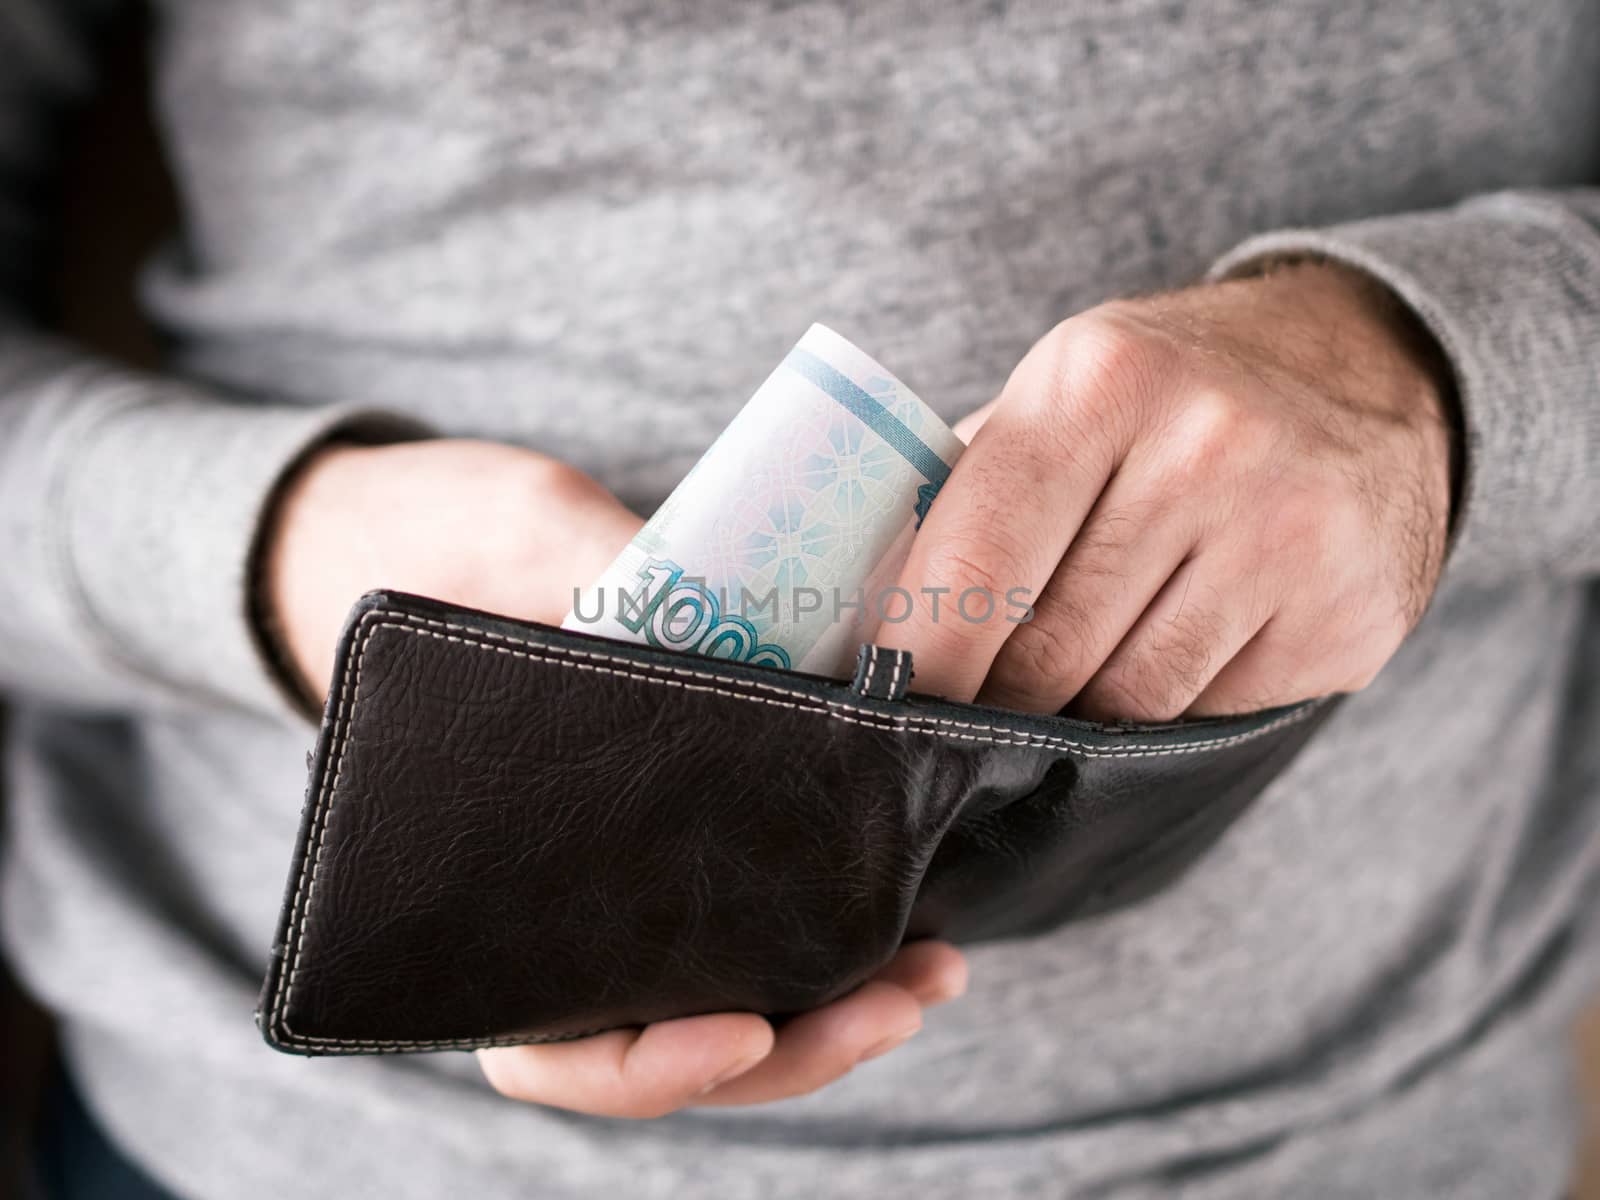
[564,324,965,678]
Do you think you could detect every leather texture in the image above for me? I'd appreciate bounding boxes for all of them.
[259,591,1335,1055]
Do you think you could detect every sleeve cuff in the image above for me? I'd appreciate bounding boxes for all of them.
[1209,192,1600,586]
[57,394,431,720]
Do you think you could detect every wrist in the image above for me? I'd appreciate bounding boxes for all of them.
[254,440,376,710]
[1323,259,1464,539]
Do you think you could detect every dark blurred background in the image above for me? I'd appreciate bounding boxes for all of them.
[0,8,1595,1197]
[0,5,173,1190]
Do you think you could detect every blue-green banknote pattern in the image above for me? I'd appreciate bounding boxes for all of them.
[564,324,965,676]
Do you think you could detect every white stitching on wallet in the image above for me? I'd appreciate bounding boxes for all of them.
[269,607,1317,1051]
[888,649,905,700]
[269,610,377,1047]
[861,644,880,696]
[396,617,1311,751]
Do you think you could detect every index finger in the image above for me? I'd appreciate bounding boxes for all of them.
[879,331,1127,702]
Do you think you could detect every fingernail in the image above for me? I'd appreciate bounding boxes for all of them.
[698,1053,764,1095]
[858,1026,919,1063]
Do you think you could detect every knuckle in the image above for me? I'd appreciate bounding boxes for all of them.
[988,616,1084,708]
[1254,478,1352,570]
[1206,682,1282,717]
[1081,667,1185,724]
[1070,310,1181,396]
[1014,313,1176,451]
[1077,498,1166,566]
[1270,486,1331,544]
[1112,603,1228,720]
[1219,649,1318,712]
[1318,487,1375,550]
[918,532,1021,602]
[1123,660,1197,723]
[1177,389,1237,449]
[1166,636,1217,696]
[1272,596,1403,699]
[1168,390,1273,483]
[1157,591,1226,677]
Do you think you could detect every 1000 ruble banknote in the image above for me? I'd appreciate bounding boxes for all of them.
[564,324,965,678]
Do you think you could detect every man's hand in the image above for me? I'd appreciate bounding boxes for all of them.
[478,940,965,1118]
[265,440,644,696]
[887,262,1456,719]
[264,438,969,1117]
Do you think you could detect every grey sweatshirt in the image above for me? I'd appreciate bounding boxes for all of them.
[3,1,1599,1197]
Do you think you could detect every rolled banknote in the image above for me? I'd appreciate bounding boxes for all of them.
[564,324,965,678]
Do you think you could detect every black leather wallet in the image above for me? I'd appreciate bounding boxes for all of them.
[258,590,1332,1055]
